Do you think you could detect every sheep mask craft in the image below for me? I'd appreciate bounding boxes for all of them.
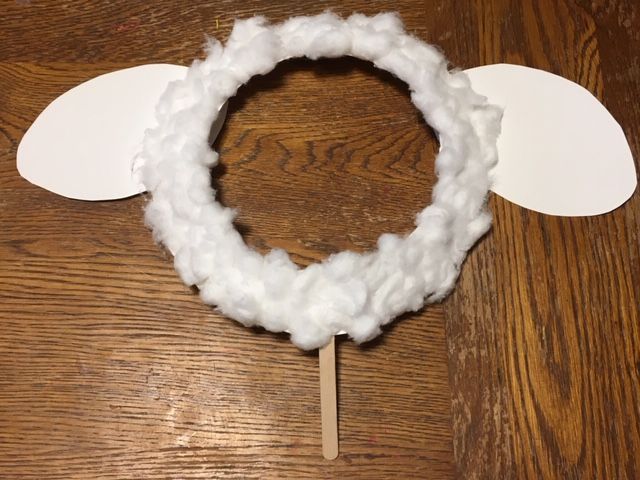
[17,12,637,459]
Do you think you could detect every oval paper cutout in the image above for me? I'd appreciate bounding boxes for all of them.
[18,64,189,201]
[465,64,637,216]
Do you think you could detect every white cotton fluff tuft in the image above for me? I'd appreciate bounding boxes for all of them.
[138,12,501,350]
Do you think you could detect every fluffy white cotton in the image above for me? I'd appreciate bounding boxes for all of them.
[138,12,502,350]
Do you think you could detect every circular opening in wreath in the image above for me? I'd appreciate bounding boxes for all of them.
[211,57,439,266]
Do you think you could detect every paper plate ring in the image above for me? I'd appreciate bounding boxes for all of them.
[138,12,502,350]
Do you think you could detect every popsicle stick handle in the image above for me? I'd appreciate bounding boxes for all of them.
[319,336,338,460]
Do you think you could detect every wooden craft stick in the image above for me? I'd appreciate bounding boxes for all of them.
[319,336,338,460]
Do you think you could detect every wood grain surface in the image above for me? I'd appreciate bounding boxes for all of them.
[0,1,638,479]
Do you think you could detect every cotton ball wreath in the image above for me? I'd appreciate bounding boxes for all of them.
[138,12,502,350]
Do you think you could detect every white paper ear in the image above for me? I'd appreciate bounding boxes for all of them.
[18,62,636,215]
[465,64,637,216]
[17,64,226,201]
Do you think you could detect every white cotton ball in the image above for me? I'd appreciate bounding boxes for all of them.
[222,293,260,326]
[288,304,334,349]
[275,16,314,57]
[263,246,294,266]
[174,246,198,286]
[170,109,210,142]
[202,38,224,71]
[325,250,362,279]
[415,206,452,240]
[204,70,238,99]
[434,146,465,176]
[307,27,352,59]
[402,37,445,71]
[170,187,203,222]
[464,211,492,243]
[290,323,331,351]
[366,12,404,35]
[371,271,404,315]
[144,199,171,235]
[170,149,204,184]
[347,314,382,344]
[345,13,370,28]
[139,159,161,191]
[159,133,188,159]
[450,189,472,212]
[167,71,206,113]
[377,232,402,252]
[199,148,219,167]
[375,50,419,83]
[410,86,443,118]
[292,262,323,291]
[199,277,224,307]
[257,302,290,333]
[448,69,474,90]
[426,105,458,137]
[190,248,216,286]
[154,81,184,118]
[279,12,343,59]
[430,262,460,301]
[401,240,424,269]
[196,202,236,231]
[187,175,213,206]
[227,16,269,45]
[277,14,313,37]
[402,275,425,313]
[263,249,298,298]
[228,31,281,82]
[308,11,344,30]
[214,270,261,325]
[146,201,189,255]
[470,106,503,150]
[456,165,490,198]
[350,28,395,60]
[316,279,367,317]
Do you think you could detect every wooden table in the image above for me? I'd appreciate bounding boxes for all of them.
[1,1,638,478]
